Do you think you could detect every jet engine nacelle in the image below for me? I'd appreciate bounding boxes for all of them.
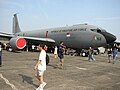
[9,37,26,49]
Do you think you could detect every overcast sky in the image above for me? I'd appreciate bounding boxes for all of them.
[0,0,120,41]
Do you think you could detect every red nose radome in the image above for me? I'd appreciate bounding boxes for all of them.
[16,38,26,49]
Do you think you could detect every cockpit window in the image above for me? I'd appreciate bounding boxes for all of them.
[91,28,106,33]
[97,29,101,33]
[91,29,97,32]
[91,29,102,33]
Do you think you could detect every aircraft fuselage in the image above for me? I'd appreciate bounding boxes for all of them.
[15,24,113,49]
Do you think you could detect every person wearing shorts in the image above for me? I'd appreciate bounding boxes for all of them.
[34,44,47,90]
[57,41,66,68]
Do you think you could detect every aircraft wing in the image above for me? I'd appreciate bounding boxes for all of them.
[0,32,55,43]
[9,36,55,49]
[0,32,55,49]
[22,36,55,44]
[0,32,14,39]
[14,36,55,48]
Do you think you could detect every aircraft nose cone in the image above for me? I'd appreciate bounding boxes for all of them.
[101,32,116,44]
[106,34,116,44]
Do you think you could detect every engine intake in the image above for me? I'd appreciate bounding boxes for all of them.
[10,37,26,49]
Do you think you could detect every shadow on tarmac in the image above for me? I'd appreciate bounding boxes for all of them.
[18,74,38,88]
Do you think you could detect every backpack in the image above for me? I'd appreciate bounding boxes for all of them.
[46,54,49,65]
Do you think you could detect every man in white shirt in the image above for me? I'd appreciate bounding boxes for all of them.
[34,44,47,90]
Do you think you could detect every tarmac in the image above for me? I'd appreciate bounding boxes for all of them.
[0,50,120,90]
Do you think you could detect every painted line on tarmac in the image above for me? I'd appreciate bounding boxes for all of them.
[67,65,88,70]
[0,73,18,90]
[75,67,88,70]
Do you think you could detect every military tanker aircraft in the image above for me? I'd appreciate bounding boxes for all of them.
[0,14,116,50]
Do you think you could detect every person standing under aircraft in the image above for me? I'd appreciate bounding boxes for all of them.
[34,44,47,90]
[32,45,35,52]
[57,41,66,68]
[0,42,2,67]
[107,48,112,63]
[91,47,95,61]
[88,47,94,61]
[54,46,58,58]
[112,48,118,64]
